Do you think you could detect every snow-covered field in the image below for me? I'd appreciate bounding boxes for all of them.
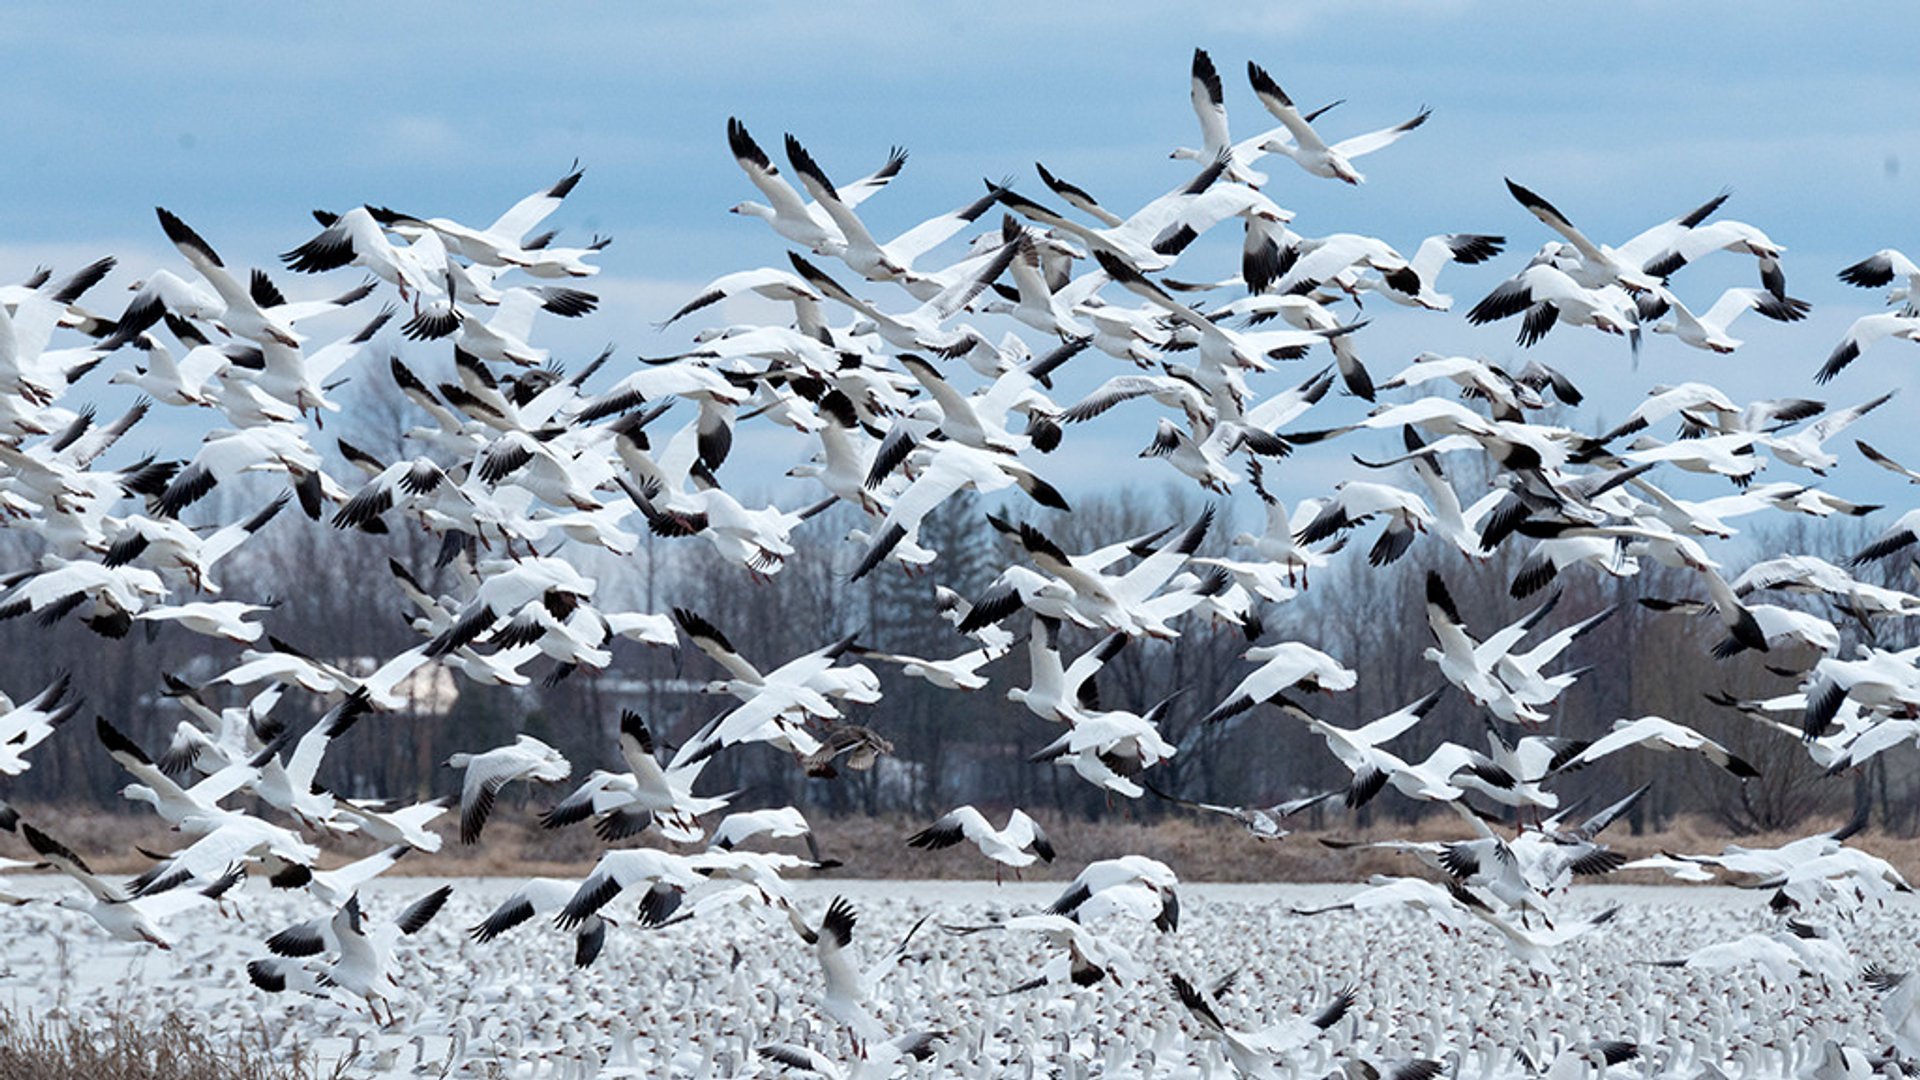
[4,876,1916,1077]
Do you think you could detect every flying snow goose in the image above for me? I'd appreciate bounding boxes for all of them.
[554,846,703,932]
[906,806,1054,871]
[1646,285,1808,353]
[1047,855,1180,931]
[755,1032,945,1079]
[1551,715,1759,778]
[1466,259,1640,346]
[1006,617,1128,725]
[334,795,452,853]
[1170,971,1357,1078]
[112,208,301,349]
[541,709,726,842]
[1839,249,1920,313]
[1757,390,1895,475]
[446,733,572,844]
[849,440,1069,581]
[384,164,585,267]
[1864,965,1920,1058]
[1419,572,1558,725]
[0,672,79,775]
[784,895,931,1049]
[1294,479,1433,567]
[1146,783,1335,840]
[1200,640,1356,725]
[1498,180,1662,292]
[471,877,613,968]
[1815,311,1920,384]
[281,206,442,299]
[994,157,1247,273]
[1354,233,1506,310]
[726,118,905,253]
[1798,644,1920,741]
[661,267,823,329]
[26,823,239,949]
[1248,61,1429,185]
[258,886,452,1023]
[1030,697,1179,797]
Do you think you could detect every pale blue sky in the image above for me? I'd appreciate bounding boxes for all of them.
[1,2,1916,506]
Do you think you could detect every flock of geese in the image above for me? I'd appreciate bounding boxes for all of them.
[0,46,1918,1078]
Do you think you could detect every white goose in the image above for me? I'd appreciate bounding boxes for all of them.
[1249,60,1429,184]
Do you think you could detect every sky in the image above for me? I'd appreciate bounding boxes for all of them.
[1,2,1917,520]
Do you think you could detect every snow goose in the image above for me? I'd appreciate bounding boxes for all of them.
[1645,285,1807,353]
[105,493,288,593]
[671,608,869,750]
[1354,233,1505,310]
[1838,248,1920,314]
[0,555,168,637]
[1169,971,1356,1078]
[540,709,726,843]
[784,895,930,1051]
[409,277,597,368]
[726,119,904,253]
[385,164,584,267]
[1278,689,1446,808]
[1292,476,1434,566]
[554,846,703,932]
[1200,640,1356,726]
[850,644,1004,691]
[964,508,1213,639]
[333,795,452,853]
[1375,354,1545,421]
[281,206,442,299]
[661,267,823,330]
[26,823,241,949]
[1006,617,1128,725]
[1146,784,1335,840]
[1797,644,1920,741]
[1490,601,1616,710]
[259,886,452,1023]
[755,1031,944,1078]
[245,692,368,829]
[152,421,326,519]
[994,157,1246,273]
[1047,855,1180,931]
[1466,259,1640,346]
[211,634,362,696]
[1863,964,1920,1058]
[1098,249,1364,376]
[1029,697,1179,797]
[906,806,1053,873]
[1551,715,1759,778]
[128,800,320,898]
[788,248,1009,354]
[1757,390,1894,475]
[1170,48,1316,187]
[111,208,301,349]
[1419,572,1557,725]
[947,911,1145,995]
[472,877,612,968]
[1815,311,1920,384]
[1498,180,1661,292]
[849,440,1068,581]
[132,600,272,644]
[0,671,79,775]
[422,555,596,659]
[446,733,572,843]
[1248,61,1429,184]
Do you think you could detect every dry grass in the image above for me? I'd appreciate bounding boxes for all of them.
[0,1008,320,1080]
[9,802,1916,886]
